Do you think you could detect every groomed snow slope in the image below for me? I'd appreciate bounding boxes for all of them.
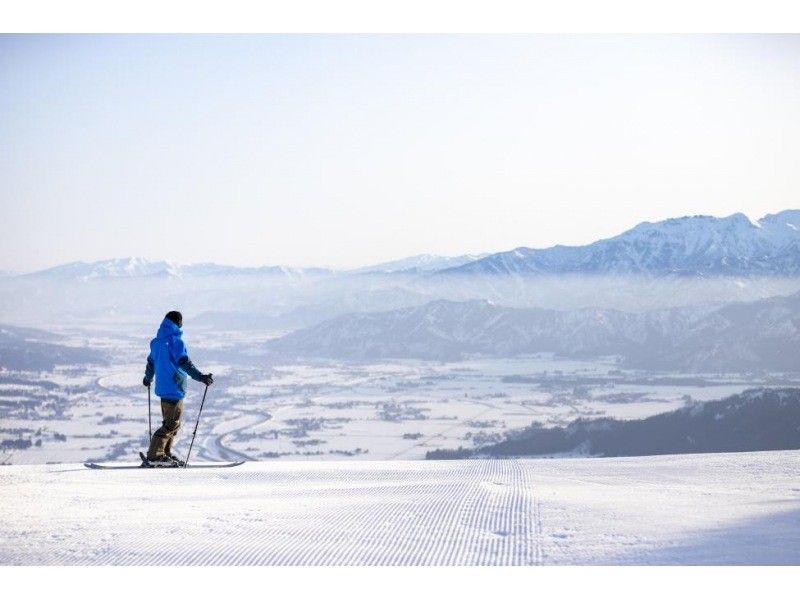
[1,452,799,565]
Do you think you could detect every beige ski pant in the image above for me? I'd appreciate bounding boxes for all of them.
[147,399,184,459]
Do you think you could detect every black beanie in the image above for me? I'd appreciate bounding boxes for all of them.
[165,311,183,327]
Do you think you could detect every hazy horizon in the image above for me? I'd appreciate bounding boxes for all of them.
[2,34,799,271]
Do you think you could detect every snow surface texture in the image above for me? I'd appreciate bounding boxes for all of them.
[1,451,799,565]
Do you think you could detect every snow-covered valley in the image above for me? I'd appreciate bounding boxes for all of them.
[1,340,782,465]
[1,451,798,565]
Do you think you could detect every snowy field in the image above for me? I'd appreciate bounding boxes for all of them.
[1,450,799,565]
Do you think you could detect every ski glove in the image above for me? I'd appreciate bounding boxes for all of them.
[143,377,152,387]
[200,373,214,386]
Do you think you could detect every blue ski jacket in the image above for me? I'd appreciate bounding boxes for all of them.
[143,318,203,400]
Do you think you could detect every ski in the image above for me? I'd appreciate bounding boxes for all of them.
[84,452,244,470]
[84,461,244,469]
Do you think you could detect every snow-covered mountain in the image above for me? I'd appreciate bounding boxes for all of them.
[263,298,701,362]
[264,291,800,371]
[439,210,800,276]
[22,253,481,281]
[23,258,332,280]
[16,210,800,281]
[349,253,488,275]
[632,289,800,372]
[179,263,332,278]
[25,257,182,279]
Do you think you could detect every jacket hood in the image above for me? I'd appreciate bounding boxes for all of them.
[156,317,183,340]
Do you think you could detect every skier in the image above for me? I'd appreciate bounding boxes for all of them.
[142,311,213,466]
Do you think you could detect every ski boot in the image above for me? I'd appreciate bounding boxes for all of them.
[165,452,186,467]
[140,452,180,468]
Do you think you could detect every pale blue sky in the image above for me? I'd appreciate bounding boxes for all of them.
[1,34,799,271]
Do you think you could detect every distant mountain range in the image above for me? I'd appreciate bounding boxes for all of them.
[438,210,800,276]
[19,255,484,280]
[263,290,800,372]
[427,388,800,459]
[348,253,488,274]
[21,258,333,280]
[12,210,800,280]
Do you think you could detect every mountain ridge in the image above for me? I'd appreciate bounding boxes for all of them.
[438,210,800,277]
[21,257,333,280]
[263,290,800,371]
[14,210,800,280]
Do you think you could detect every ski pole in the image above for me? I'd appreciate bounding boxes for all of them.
[147,384,152,442]
[184,382,210,468]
